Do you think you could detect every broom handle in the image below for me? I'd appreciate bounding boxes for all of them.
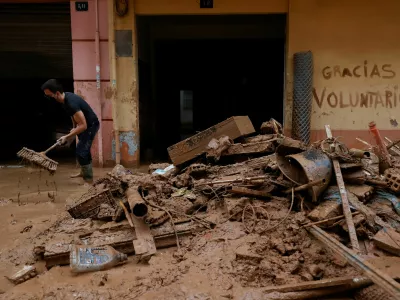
[43,141,61,155]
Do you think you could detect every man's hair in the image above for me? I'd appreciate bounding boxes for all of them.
[41,79,64,94]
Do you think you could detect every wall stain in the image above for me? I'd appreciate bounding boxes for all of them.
[111,131,138,160]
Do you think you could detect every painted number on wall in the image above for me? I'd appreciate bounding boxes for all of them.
[200,0,213,8]
[75,1,88,11]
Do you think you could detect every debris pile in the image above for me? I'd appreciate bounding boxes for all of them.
[22,116,400,298]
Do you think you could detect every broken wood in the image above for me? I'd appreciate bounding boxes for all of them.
[206,136,233,161]
[385,137,400,156]
[230,186,271,198]
[386,138,400,151]
[244,134,277,144]
[373,227,400,256]
[119,200,134,227]
[43,220,206,268]
[221,140,275,157]
[260,118,282,135]
[356,137,373,149]
[167,116,255,165]
[325,125,360,253]
[307,225,400,299]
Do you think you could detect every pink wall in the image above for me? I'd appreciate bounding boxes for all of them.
[70,0,114,166]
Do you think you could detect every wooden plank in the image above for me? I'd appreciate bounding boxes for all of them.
[262,276,370,293]
[231,186,271,198]
[325,125,360,253]
[308,225,400,299]
[221,141,275,157]
[132,216,157,260]
[125,187,156,260]
[373,228,400,256]
[167,116,255,165]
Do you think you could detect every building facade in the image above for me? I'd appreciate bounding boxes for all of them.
[2,0,399,167]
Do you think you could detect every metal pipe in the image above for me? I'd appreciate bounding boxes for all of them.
[349,148,371,158]
[369,121,392,171]
[95,0,103,167]
[126,187,148,219]
[307,225,400,299]
[108,0,120,165]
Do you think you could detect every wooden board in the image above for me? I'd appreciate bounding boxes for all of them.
[373,228,400,256]
[167,116,255,165]
[262,276,369,293]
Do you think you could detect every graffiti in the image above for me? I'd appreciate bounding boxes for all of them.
[313,87,400,109]
[322,61,396,80]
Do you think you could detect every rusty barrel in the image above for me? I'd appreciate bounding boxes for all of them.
[276,147,332,202]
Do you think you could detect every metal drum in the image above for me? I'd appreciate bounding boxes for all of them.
[277,147,332,202]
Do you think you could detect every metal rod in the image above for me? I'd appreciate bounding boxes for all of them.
[307,225,400,299]
[95,0,103,167]
[325,125,360,253]
[301,212,360,228]
[284,178,325,194]
[196,175,269,186]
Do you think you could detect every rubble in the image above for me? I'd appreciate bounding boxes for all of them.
[12,116,400,299]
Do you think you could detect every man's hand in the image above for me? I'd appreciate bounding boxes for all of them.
[57,135,68,145]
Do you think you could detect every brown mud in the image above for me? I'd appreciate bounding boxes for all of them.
[0,165,359,300]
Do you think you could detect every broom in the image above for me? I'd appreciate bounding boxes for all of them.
[17,141,61,175]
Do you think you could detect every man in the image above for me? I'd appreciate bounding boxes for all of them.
[41,79,99,183]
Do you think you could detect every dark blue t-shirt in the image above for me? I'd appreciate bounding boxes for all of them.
[63,92,98,126]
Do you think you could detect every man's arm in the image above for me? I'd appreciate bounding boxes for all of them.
[58,111,87,144]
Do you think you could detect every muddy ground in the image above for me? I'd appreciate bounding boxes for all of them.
[0,164,361,300]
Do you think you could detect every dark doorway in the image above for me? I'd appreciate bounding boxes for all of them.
[137,15,286,162]
[153,38,284,160]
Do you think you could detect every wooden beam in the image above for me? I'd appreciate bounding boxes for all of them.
[308,225,400,299]
[325,125,360,253]
[167,116,255,165]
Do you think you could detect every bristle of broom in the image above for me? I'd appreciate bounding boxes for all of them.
[16,147,58,175]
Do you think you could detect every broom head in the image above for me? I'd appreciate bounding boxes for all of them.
[17,147,58,175]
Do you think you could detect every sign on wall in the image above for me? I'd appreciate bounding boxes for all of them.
[75,1,89,12]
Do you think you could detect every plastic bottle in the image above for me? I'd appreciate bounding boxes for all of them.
[70,245,128,273]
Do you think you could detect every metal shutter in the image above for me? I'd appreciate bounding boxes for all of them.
[0,2,72,79]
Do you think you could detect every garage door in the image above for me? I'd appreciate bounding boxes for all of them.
[0,2,72,79]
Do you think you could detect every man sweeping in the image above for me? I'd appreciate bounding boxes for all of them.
[41,79,99,184]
